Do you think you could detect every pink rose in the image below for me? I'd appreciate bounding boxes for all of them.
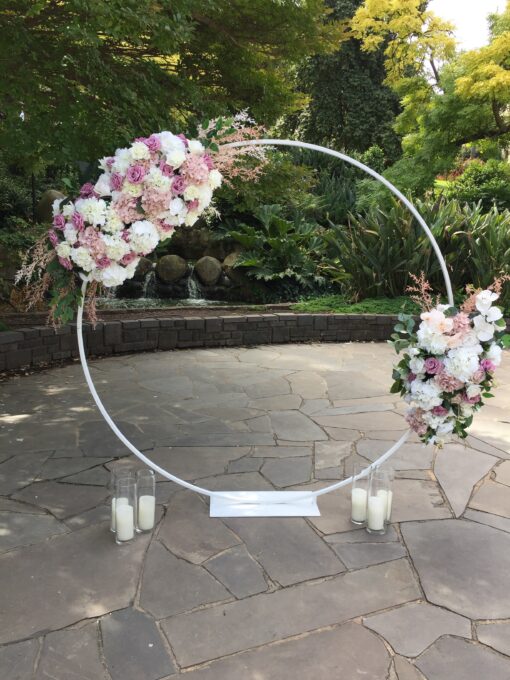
[96,256,111,269]
[105,157,115,169]
[431,405,448,417]
[145,134,162,153]
[171,175,187,195]
[463,393,481,405]
[48,230,59,246]
[58,256,73,270]
[79,182,97,198]
[159,162,174,177]
[53,214,66,230]
[471,368,485,384]
[110,172,124,191]
[480,359,496,373]
[126,165,145,184]
[424,357,444,375]
[72,211,85,231]
[187,198,199,211]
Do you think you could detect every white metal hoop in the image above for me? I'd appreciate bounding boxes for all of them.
[77,139,453,517]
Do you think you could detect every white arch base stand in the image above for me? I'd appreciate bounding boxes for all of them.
[76,139,453,517]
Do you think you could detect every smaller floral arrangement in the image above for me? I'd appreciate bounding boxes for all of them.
[390,275,509,446]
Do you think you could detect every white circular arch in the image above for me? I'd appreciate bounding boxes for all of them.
[76,139,454,510]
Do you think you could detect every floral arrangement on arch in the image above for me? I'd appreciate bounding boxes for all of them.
[390,274,509,447]
[17,112,268,323]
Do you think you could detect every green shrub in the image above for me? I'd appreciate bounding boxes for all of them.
[442,159,510,211]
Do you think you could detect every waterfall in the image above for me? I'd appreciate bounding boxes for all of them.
[142,270,156,298]
[186,266,202,300]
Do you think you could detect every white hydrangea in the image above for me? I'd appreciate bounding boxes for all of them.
[102,235,130,261]
[188,140,204,155]
[128,220,159,255]
[55,242,71,259]
[111,148,132,174]
[416,326,449,355]
[443,346,481,383]
[74,198,107,226]
[94,173,111,197]
[145,166,171,192]
[130,141,151,161]
[208,169,222,189]
[159,132,185,155]
[166,148,186,169]
[70,246,95,272]
[63,224,78,244]
[99,263,129,287]
[410,379,443,410]
[103,208,124,233]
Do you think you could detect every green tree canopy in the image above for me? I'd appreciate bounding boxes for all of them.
[0,0,338,171]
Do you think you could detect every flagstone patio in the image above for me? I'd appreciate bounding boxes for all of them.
[1,342,509,679]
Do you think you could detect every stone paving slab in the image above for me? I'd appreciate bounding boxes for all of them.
[1,343,509,678]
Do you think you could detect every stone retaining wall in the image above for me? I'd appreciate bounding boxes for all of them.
[0,313,402,372]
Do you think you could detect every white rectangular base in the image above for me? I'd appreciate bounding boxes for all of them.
[210,491,320,517]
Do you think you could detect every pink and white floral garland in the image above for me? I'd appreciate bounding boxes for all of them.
[49,132,222,288]
[391,289,508,446]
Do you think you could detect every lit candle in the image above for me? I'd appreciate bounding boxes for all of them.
[351,487,368,523]
[138,495,156,531]
[115,501,134,541]
[367,495,385,531]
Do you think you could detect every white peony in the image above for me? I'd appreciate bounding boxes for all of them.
[475,290,498,314]
[473,315,495,342]
[159,132,185,155]
[486,343,503,367]
[188,140,205,155]
[55,242,71,259]
[111,148,132,174]
[70,246,95,272]
[102,235,130,261]
[128,220,159,255]
[208,169,222,189]
[443,347,481,383]
[410,379,443,410]
[94,173,111,197]
[74,198,107,226]
[100,263,129,287]
[63,224,78,244]
[166,148,186,169]
[130,141,151,161]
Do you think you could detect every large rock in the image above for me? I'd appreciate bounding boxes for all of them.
[35,189,65,223]
[166,224,211,259]
[194,256,222,286]
[222,251,245,283]
[156,254,187,283]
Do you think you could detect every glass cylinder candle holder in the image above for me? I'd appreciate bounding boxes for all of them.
[136,469,156,532]
[366,469,391,535]
[378,465,394,523]
[114,477,136,544]
[351,463,369,525]
[110,468,135,533]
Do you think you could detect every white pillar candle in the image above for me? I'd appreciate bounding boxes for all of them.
[377,489,393,521]
[351,487,368,523]
[367,495,385,531]
[115,502,134,541]
[111,496,129,532]
[138,495,156,531]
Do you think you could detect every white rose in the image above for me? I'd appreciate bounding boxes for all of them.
[409,357,425,375]
[102,235,130,261]
[70,246,95,272]
[128,220,159,255]
[166,148,186,169]
[208,169,222,189]
[63,224,78,244]
[473,315,495,342]
[475,290,498,314]
[188,140,205,155]
[130,141,151,160]
[55,242,71,259]
[169,197,186,216]
[486,343,503,366]
[100,263,129,287]
[94,173,111,197]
